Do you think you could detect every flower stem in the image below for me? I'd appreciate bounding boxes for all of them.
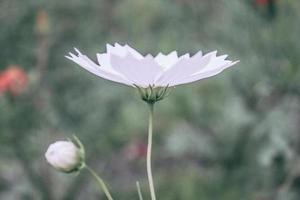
[85,165,114,200]
[147,103,157,200]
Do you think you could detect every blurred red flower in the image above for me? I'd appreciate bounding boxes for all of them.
[255,0,268,5]
[124,139,147,160]
[0,65,28,96]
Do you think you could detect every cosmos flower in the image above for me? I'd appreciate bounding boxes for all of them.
[66,43,238,88]
[63,43,239,200]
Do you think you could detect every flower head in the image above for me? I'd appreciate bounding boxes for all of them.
[45,136,85,173]
[66,43,238,89]
[0,65,28,96]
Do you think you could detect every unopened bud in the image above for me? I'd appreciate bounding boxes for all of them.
[45,136,85,173]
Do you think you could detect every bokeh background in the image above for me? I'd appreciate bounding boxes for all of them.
[1,0,300,199]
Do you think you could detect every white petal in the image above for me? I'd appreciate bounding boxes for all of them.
[154,51,179,69]
[97,52,138,82]
[180,53,190,59]
[194,54,228,74]
[106,43,143,59]
[106,43,116,54]
[155,50,213,86]
[66,49,131,85]
[106,43,127,57]
[110,54,163,87]
[125,44,144,59]
[67,45,238,88]
[97,53,113,70]
[110,43,126,56]
[173,60,239,86]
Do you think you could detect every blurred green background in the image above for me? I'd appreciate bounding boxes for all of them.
[1,0,300,199]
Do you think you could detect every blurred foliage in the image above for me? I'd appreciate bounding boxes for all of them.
[1,0,300,199]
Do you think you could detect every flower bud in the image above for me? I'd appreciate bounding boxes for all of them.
[35,10,50,36]
[45,138,85,173]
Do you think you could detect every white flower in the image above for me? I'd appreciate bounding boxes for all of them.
[66,43,239,88]
[45,140,84,173]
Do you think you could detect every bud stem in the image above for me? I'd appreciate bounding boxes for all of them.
[85,165,114,200]
[147,103,157,200]
[136,181,144,200]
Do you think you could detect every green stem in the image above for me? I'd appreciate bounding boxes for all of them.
[85,165,114,200]
[136,181,144,200]
[147,103,157,200]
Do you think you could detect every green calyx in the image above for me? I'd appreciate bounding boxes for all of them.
[65,135,86,173]
[134,84,171,104]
